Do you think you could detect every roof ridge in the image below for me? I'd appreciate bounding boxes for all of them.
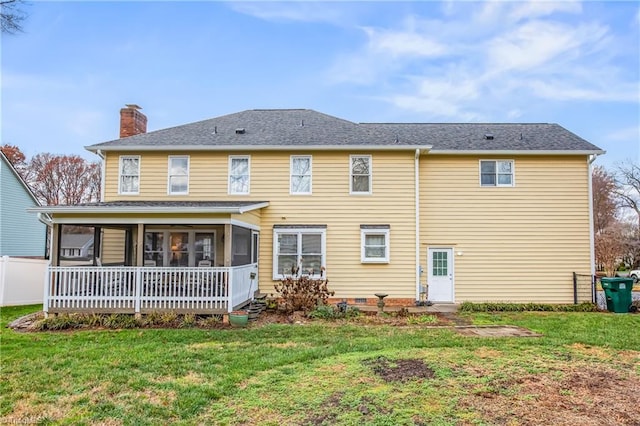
[251,108,309,111]
[360,122,553,125]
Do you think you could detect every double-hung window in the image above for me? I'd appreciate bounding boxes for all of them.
[119,155,140,195]
[480,160,514,187]
[273,226,326,279]
[290,156,312,194]
[229,156,250,194]
[168,156,189,195]
[350,155,371,194]
[361,225,390,263]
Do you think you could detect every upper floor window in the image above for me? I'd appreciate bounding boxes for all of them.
[119,155,140,195]
[350,155,371,194]
[480,160,514,187]
[168,156,189,195]
[229,156,250,194]
[290,155,312,195]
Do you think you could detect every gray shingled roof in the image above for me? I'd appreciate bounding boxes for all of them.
[360,122,601,152]
[86,109,603,153]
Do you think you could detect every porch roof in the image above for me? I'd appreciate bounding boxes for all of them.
[30,200,270,215]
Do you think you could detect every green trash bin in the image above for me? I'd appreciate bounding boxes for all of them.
[600,277,633,313]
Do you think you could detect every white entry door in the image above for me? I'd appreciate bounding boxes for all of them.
[427,248,454,302]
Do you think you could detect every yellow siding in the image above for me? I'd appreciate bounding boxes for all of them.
[231,210,261,227]
[420,155,591,303]
[254,151,416,299]
[101,228,126,264]
[100,150,593,303]
[104,151,418,299]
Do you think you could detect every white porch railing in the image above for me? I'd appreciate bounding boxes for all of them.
[44,264,258,315]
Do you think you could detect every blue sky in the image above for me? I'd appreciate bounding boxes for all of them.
[1,1,638,167]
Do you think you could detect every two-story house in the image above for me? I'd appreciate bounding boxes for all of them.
[33,105,603,316]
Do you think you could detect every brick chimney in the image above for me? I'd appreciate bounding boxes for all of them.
[119,104,147,138]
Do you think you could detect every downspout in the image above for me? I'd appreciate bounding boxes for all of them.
[588,154,601,277]
[97,149,105,202]
[415,149,421,302]
[37,213,52,227]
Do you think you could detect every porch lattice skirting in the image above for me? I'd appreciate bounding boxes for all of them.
[43,264,257,315]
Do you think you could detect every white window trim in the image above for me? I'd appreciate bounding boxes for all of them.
[167,155,190,195]
[272,227,326,280]
[479,159,515,187]
[350,154,372,195]
[228,155,251,195]
[361,228,390,263]
[118,155,140,195]
[290,155,312,195]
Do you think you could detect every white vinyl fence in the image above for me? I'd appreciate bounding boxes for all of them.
[0,256,48,307]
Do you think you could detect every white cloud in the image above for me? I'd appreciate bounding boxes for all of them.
[364,27,446,58]
[508,1,582,23]
[487,21,608,73]
[325,2,638,120]
[228,2,348,25]
[527,80,639,103]
[385,76,484,120]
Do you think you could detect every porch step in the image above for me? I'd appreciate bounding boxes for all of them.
[247,299,267,321]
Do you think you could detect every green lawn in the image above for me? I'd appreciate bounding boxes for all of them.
[1,305,638,425]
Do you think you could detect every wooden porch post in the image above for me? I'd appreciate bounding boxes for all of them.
[224,224,232,267]
[92,226,102,266]
[136,224,144,266]
[51,223,60,266]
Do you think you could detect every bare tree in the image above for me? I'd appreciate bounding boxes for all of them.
[28,153,101,205]
[592,165,618,234]
[1,0,27,34]
[1,144,26,166]
[595,223,627,277]
[615,161,640,229]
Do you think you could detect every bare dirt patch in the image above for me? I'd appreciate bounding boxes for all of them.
[364,356,436,382]
[461,365,640,426]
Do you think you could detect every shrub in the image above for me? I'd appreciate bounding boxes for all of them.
[180,313,197,328]
[197,315,222,328]
[308,304,361,320]
[34,314,84,331]
[274,276,335,313]
[159,311,179,327]
[459,302,599,313]
[102,314,140,329]
[407,314,438,325]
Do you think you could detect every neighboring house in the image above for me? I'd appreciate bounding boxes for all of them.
[32,105,604,315]
[0,151,47,257]
[60,233,94,259]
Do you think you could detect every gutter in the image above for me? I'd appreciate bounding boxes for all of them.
[85,145,434,153]
[37,212,52,226]
[428,149,606,156]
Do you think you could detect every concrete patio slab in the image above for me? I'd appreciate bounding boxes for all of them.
[455,325,542,337]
